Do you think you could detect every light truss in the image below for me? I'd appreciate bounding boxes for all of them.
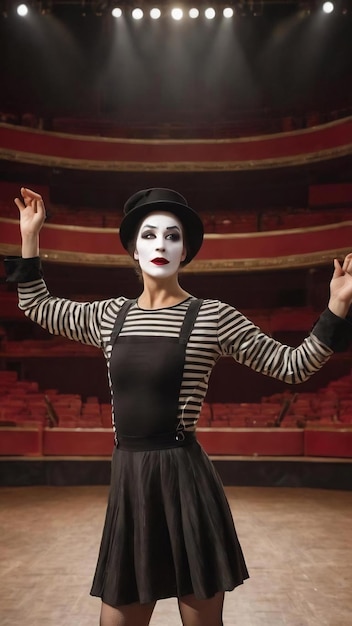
[4,1,350,19]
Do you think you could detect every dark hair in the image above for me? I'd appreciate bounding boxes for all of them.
[127,236,143,280]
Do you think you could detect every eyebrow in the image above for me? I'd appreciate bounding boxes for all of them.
[142,224,181,231]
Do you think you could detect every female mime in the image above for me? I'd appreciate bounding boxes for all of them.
[5,186,352,626]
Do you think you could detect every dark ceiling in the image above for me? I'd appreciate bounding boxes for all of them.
[1,1,351,121]
[0,1,352,212]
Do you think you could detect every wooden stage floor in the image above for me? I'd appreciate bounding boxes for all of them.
[1,485,351,626]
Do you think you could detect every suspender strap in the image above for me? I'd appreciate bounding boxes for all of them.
[179,299,203,345]
[110,299,135,349]
[111,297,203,348]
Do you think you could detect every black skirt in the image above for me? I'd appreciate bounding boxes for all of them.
[90,439,249,607]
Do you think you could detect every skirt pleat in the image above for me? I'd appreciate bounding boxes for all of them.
[90,440,249,607]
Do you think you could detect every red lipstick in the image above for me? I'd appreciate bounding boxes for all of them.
[151,258,169,265]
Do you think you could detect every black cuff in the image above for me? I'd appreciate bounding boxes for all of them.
[312,308,352,352]
[4,256,43,283]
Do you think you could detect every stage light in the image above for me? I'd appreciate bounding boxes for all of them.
[150,8,161,19]
[189,8,199,18]
[111,7,122,18]
[17,3,29,16]
[132,7,143,19]
[322,1,334,12]
[223,7,234,18]
[205,7,216,19]
[171,7,183,20]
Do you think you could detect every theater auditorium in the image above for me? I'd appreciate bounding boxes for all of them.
[0,2,352,625]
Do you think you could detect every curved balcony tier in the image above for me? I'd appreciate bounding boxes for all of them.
[1,116,352,172]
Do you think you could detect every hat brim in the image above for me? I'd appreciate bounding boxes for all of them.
[119,200,204,265]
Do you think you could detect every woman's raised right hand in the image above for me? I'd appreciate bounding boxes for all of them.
[14,187,46,258]
[15,187,46,239]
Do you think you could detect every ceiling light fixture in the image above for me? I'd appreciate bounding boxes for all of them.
[223,7,234,18]
[17,3,29,17]
[150,8,161,19]
[205,7,216,19]
[132,7,143,19]
[189,8,199,18]
[322,1,334,12]
[171,7,183,20]
[111,6,122,18]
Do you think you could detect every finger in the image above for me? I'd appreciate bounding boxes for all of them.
[15,195,37,211]
[36,198,46,218]
[21,187,43,199]
[14,197,26,212]
[342,253,352,273]
[332,258,343,278]
[21,187,43,205]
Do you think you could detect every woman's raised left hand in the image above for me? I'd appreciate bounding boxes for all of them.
[328,253,352,318]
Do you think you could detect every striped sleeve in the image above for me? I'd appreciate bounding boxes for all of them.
[217,302,333,384]
[17,278,116,348]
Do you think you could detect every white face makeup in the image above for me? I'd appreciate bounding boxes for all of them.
[134,212,186,278]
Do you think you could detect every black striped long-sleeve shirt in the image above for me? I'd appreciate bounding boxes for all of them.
[15,275,337,432]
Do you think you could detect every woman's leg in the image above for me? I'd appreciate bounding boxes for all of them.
[99,600,156,626]
[178,592,225,626]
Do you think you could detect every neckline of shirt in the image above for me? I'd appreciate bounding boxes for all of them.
[135,296,194,311]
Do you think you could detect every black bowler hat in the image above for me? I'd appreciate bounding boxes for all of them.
[119,188,204,266]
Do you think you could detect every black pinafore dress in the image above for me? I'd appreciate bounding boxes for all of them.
[90,298,249,607]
